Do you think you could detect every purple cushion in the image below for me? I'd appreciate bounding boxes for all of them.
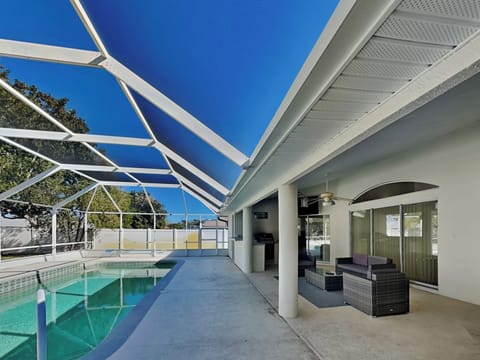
[352,253,368,266]
[368,256,391,265]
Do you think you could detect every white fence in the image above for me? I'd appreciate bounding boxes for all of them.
[94,228,229,251]
[0,216,229,261]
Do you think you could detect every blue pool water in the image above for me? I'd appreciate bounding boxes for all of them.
[0,262,173,359]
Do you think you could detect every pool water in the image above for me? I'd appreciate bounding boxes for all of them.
[0,262,173,359]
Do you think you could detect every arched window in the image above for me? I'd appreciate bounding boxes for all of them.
[352,182,438,204]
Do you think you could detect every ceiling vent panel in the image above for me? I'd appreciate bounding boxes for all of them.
[323,88,389,103]
[358,37,451,65]
[295,119,351,132]
[332,75,408,92]
[398,0,480,22]
[306,109,364,121]
[305,110,365,121]
[313,99,374,113]
[377,14,478,46]
[344,59,427,80]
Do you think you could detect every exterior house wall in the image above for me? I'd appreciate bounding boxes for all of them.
[303,122,480,305]
[253,197,280,265]
[252,198,279,244]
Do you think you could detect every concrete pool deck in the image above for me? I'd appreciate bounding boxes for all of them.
[104,256,317,360]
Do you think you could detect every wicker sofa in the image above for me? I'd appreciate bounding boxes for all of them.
[335,253,396,279]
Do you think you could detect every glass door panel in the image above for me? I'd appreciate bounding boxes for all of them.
[351,210,371,255]
[403,201,438,285]
[373,206,401,269]
[306,215,330,262]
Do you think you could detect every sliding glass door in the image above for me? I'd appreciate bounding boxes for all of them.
[351,201,438,286]
[402,201,438,285]
[373,206,401,269]
[351,210,371,255]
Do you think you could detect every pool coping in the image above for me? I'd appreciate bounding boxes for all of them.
[81,258,185,360]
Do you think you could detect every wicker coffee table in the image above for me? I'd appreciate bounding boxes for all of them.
[305,268,343,291]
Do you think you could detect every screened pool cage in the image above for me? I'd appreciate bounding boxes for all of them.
[0,87,230,261]
[0,79,229,261]
[0,34,236,261]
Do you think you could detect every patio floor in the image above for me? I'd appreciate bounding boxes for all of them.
[248,266,480,360]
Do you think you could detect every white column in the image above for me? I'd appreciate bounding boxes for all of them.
[278,183,298,318]
[84,212,88,250]
[242,207,253,273]
[0,208,3,263]
[119,213,124,256]
[228,214,234,259]
[51,211,57,257]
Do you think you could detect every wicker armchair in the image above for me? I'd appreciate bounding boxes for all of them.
[343,271,409,316]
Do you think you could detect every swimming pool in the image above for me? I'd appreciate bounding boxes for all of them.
[0,261,175,359]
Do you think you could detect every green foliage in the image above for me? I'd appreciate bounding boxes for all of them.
[166,219,200,229]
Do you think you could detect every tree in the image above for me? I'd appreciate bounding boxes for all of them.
[0,66,96,245]
[124,190,166,229]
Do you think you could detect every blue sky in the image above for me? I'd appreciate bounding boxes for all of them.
[1,0,339,216]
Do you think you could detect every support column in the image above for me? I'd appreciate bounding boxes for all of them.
[83,212,88,250]
[119,213,124,256]
[51,210,57,257]
[0,207,3,263]
[278,183,298,318]
[242,207,253,273]
[228,214,234,259]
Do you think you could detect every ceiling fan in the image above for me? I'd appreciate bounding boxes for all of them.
[299,174,351,207]
[319,174,351,206]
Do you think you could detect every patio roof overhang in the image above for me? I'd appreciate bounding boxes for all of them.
[222,0,480,213]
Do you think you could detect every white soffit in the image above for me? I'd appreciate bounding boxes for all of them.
[225,0,480,212]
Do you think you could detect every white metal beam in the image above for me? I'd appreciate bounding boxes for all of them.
[0,78,72,133]
[53,183,98,211]
[118,79,229,198]
[175,175,223,207]
[118,81,227,210]
[70,133,154,146]
[0,39,104,67]
[153,142,229,195]
[0,166,61,201]
[85,186,98,212]
[100,185,122,213]
[73,0,249,169]
[142,187,156,214]
[0,128,68,141]
[181,187,220,213]
[0,127,153,147]
[99,56,249,167]
[0,136,61,165]
[117,80,159,141]
[99,181,180,188]
[60,164,171,175]
[70,0,110,56]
